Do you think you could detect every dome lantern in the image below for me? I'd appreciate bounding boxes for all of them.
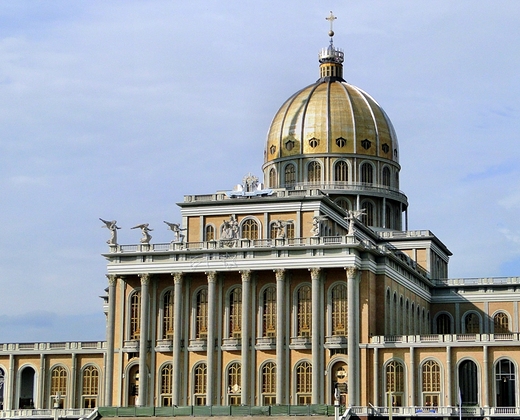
[319,11,344,80]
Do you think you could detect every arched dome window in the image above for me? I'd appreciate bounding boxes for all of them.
[362,201,375,226]
[269,168,277,189]
[382,166,391,187]
[284,164,296,187]
[361,163,373,185]
[334,161,348,183]
[307,161,321,184]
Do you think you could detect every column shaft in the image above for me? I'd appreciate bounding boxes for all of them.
[137,274,151,406]
[311,268,321,404]
[275,269,286,404]
[347,267,359,406]
[241,271,252,405]
[206,272,217,406]
[172,273,183,406]
[105,275,117,406]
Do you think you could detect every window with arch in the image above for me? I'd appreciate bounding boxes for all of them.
[269,168,277,189]
[193,363,207,406]
[205,225,215,241]
[297,286,311,337]
[464,312,480,334]
[195,288,208,339]
[459,360,478,406]
[435,313,452,334]
[334,161,348,183]
[50,366,67,408]
[229,287,242,338]
[261,362,276,405]
[296,361,312,405]
[386,361,404,407]
[385,205,392,229]
[163,290,174,339]
[286,222,295,239]
[382,166,391,187]
[308,161,321,184]
[362,201,375,226]
[360,162,373,184]
[494,312,510,334]
[331,284,347,336]
[242,219,259,240]
[386,290,391,335]
[0,368,4,410]
[227,362,241,405]
[495,359,515,407]
[422,360,441,407]
[160,364,173,407]
[130,291,141,340]
[335,198,350,211]
[284,164,296,187]
[262,286,276,337]
[81,366,99,409]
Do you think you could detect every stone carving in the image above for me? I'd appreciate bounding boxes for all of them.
[100,218,121,245]
[345,209,366,235]
[228,173,273,198]
[221,216,239,240]
[131,223,153,244]
[272,219,287,239]
[311,215,327,237]
[164,221,186,243]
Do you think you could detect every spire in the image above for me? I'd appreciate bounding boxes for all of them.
[318,11,344,80]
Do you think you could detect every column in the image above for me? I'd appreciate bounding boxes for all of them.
[310,268,321,404]
[105,275,118,406]
[409,346,415,406]
[70,353,77,409]
[241,271,252,405]
[373,348,379,405]
[483,345,489,408]
[172,272,183,406]
[347,267,359,406]
[206,272,217,406]
[39,354,46,408]
[7,354,14,409]
[275,269,286,404]
[446,346,452,407]
[137,274,151,406]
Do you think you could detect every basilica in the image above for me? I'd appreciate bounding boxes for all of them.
[0,15,519,420]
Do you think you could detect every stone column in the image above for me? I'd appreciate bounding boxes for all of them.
[105,275,118,406]
[347,267,359,406]
[38,354,45,408]
[373,348,379,405]
[310,268,321,404]
[241,270,252,405]
[410,346,415,406]
[70,353,77,409]
[172,272,183,406]
[7,354,14,409]
[483,345,489,408]
[275,269,286,404]
[137,274,151,406]
[206,272,217,406]
[446,346,452,407]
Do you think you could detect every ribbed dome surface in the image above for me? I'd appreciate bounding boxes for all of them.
[264,80,399,164]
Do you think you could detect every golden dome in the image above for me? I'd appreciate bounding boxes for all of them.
[264,79,399,165]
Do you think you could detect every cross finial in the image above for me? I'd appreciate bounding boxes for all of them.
[326,11,337,37]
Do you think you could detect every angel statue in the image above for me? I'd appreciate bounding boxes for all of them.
[131,223,153,244]
[164,221,186,243]
[100,218,121,245]
[345,209,366,235]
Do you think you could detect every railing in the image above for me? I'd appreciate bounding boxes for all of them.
[0,408,94,418]
[371,333,520,344]
[0,341,106,353]
[433,277,520,287]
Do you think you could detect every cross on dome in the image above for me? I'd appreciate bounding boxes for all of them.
[326,11,337,38]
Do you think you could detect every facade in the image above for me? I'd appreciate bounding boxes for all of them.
[1,21,520,419]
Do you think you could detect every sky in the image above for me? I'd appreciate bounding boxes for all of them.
[0,1,519,342]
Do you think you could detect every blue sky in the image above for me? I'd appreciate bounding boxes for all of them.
[0,1,519,342]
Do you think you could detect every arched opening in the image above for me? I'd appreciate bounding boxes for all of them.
[495,359,515,407]
[459,360,478,406]
[19,366,36,409]
[127,365,139,407]
[0,367,4,410]
[331,361,348,406]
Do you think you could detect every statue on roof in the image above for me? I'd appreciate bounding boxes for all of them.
[100,218,121,245]
[131,223,153,244]
[345,209,366,235]
[164,221,186,243]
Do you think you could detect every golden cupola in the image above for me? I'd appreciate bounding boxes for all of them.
[262,13,408,230]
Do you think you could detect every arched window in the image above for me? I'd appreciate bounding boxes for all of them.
[464,313,480,334]
[308,161,321,184]
[50,366,67,408]
[229,287,242,338]
[262,287,276,337]
[286,222,295,239]
[130,291,141,340]
[195,288,208,339]
[296,361,312,405]
[0,368,4,410]
[422,360,441,407]
[361,163,373,184]
[242,219,259,240]
[331,284,347,336]
[205,225,215,241]
[285,164,296,187]
[163,290,174,339]
[385,205,392,229]
[269,168,277,188]
[261,362,276,405]
[436,313,452,334]
[362,201,375,226]
[297,286,311,337]
[494,312,510,334]
[386,361,404,407]
[160,364,173,407]
[335,198,350,211]
[227,363,241,405]
[495,359,515,407]
[459,360,478,406]
[334,161,348,182]
[382,166,391,187]
[82,366,99,408]
[193,363,207,406]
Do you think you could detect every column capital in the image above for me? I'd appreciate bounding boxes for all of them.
[240,270,252,282]
[309,267,321,280]
[275,268,286,282]
[139,273,152,285]
[346,267,358,278]
[106,274,118,287]
[206,271,217,284]
[172,272,184,284]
